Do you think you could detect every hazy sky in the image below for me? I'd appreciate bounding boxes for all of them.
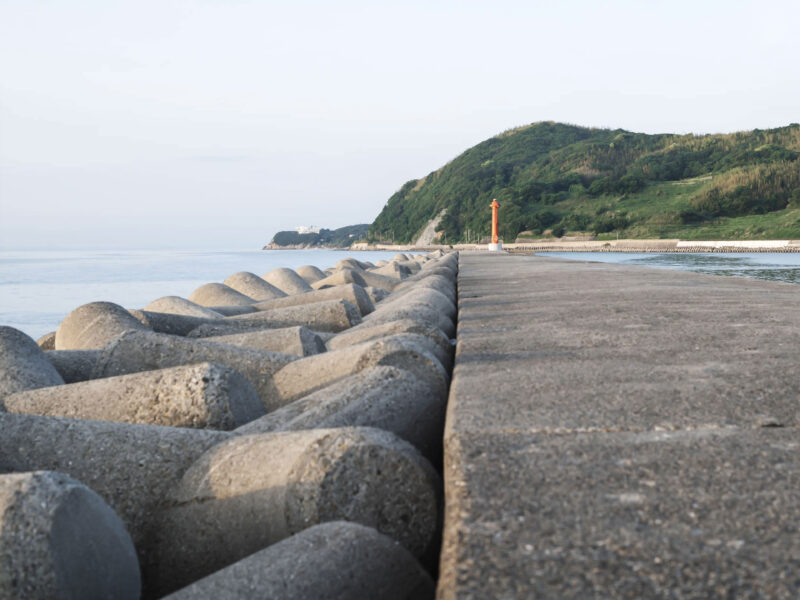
[1,0,798,249]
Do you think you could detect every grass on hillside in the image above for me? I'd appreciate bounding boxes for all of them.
[514,176,800,241]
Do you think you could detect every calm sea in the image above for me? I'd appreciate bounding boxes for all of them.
[0,249,413,340]
[546,252,800,285]
[3,249,799,341]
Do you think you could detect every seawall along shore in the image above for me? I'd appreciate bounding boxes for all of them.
[352,239,800,253]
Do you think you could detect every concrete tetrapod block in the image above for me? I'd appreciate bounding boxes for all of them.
[0,471,141,600]
[129,309,219,337]
[92,330,297,412]
[3,362,265,430]
[188,326,326,356]
[235,366,447,463]
[223,271,287,300]
[349,269,405,291]
[327,318,454,369]
[252,282,374,316]
[334,257,372,271]
[36,331,56,350]
[262,267,313,295]
[152,427,441,595]
[362,300,456,338]
[205,304,258,316]
[378,286,456,320]
[224,298,363,333]
[369,262,411,279]
[269,334,449,406]
[162,521,434,600]
[188,283,256,307]
[0,412,230,596]
[295,264,326,284]
[365,285,392,304]
[54,301,149,350]
[0,326,65,397]
[45,349,101,383]
[393,273,456,304]
[144,296,224,319]
[311,268,368,290]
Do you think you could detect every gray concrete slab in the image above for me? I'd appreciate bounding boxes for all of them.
[440,252,800,599]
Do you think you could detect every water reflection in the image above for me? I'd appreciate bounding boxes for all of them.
[546,252,800,285]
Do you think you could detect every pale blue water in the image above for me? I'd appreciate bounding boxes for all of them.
[546,252,800,285]
[0,249,412,340]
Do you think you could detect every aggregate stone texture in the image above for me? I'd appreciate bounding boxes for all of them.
[234,365,446,462]
[262,267,313,295]
[440,252,800,599]
[205,304,257,316]
[270,333,448,406]
[188,325,326,356]
[188,282,256,307]
[162,521,434,600]
[225,298,363,333]
[311,268,369,290]
[0,326,65,396]
[44,349,101,383]
[0,412,230,595]
[92,330,297,412]
[129,309,218,336]
[296,264,327,284]
[36,331,56,350]
[0,471,141,600]
[152,427,441,595]
[3,362,265,429]
[327,318,454,369]
[143,296,225,319]
[251,282,375,316]
[223,271,287,300]
[55,301,149,350]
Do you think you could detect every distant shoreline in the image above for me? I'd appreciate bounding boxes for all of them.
[350,239,800,253]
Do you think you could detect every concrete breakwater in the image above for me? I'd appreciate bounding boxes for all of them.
[439,252,800,598]
[0,250,457,599]
[354,239,800,253]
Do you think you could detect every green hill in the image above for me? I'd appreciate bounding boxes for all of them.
[266,224,370,248]
[368,122,800,243]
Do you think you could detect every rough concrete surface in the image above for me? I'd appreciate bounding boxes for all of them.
[0,326,64,396]
[0,412,230,595]
[3,362,265,430]
[235,365,446,462]
[223,271,287,300]
[188,325,326,356]
[0,470,141,600]
[54,301,148,350]
[162,522,434,600]
[252,282,375,316]
[270,334,448,406]
[262,267,313,295]
[439,252,800,599]
[92,330,297,412]
[44,349,101,383]
[295,264,326,284]
[225,298,363,333]
[143,296,224,319]
[153,427,440,595]
[189,283,256,307]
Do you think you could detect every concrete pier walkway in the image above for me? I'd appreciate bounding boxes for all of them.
[439,252,800,598]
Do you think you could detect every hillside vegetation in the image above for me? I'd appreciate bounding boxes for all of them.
[368,122,800,243]
[267,224,370,248]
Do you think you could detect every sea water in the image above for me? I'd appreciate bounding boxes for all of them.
[0,248,413,339]
[3,249,799,341]
[546,252,800,285]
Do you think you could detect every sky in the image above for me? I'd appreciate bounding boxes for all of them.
[1,0,798,250]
